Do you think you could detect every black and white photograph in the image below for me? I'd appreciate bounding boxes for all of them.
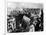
[7,2,43,33]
